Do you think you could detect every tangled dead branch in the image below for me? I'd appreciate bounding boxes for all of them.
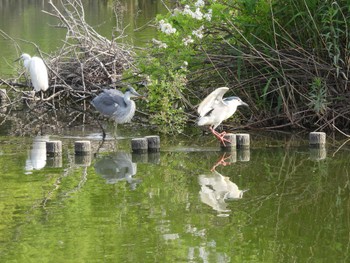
[1,0,136,108]
[44,0,135,92]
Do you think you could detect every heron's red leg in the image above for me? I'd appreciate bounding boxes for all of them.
[209,126,230,146]
[211,153,232,171]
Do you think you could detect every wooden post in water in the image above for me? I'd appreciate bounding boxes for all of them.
[131,138,148,154]
[46,141,62,156]
[75,140,91,155]
[220,133,236,151]
[145,135,160,152]
[309,132,326,146]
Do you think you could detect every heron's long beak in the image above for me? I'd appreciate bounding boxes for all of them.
[131,90,142,97]
[14,56,21,62]
[241,101,249,107]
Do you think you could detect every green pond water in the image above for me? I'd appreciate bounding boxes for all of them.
[0,127,350,262]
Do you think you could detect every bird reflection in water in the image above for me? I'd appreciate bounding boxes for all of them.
[25,136,48,173]
[199,153,247,215]
[94,152,139,189]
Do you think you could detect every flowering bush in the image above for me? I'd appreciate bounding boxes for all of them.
[134,0,222,133]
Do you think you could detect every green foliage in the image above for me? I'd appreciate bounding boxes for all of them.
[147,71,188,134]
[308,77,329,115]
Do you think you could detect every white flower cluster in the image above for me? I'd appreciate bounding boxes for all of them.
[183,36,194,46]
[195,0,205,8]
[203,9,212,21]
[182,2,212,21]
[181,61,189,70]
[152,38,168,49]
[192,26,204,39]
[159,20,176,35]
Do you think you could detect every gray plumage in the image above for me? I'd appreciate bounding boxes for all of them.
[91,87,142,124]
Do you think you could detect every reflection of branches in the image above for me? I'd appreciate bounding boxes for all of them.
[62,167,88,197]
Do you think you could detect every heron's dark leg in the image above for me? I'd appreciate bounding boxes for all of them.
[96,118,106,140]
[209,126,230,146]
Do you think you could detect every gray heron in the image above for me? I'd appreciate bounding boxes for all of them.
[197,87,248,145]
[91,86,143,124]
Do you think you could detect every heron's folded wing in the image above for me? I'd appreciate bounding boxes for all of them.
[102,89,127,107]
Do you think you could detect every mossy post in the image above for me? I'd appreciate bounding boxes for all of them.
[131,138,148,154]
[145,135,160,152]
[75,141,91,155]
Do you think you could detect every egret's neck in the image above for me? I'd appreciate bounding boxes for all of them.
[21,54,31,69]
[23,59,31,69]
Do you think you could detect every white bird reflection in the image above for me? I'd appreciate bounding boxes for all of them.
[199,170,246,214]
[25,136,48,172]
[94,152,139,189]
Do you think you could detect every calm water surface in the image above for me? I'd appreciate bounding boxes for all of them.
[1,1,350,262]
[0,126,350,262]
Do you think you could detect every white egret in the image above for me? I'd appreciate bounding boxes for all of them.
[17,53,49,98]
[197,87,248,145]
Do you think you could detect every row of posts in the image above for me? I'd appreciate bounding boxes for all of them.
[45,132,326,156]
[45,136,162,156]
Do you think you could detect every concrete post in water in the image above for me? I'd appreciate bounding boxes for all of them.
[46,141,62,156]
[309,132,326,146]
[131,138,148,154]
[75,140,91,155]
[220,133,236,151]
[145,135,160,152]
[236,134,250,149]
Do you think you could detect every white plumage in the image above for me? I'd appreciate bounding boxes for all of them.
[19,53,49,92]
[197,87,248,144]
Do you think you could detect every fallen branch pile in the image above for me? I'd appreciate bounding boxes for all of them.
[1,0,136,106]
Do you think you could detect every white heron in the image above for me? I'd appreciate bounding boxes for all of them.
[16,53,49,98]
[197,87,248,145]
